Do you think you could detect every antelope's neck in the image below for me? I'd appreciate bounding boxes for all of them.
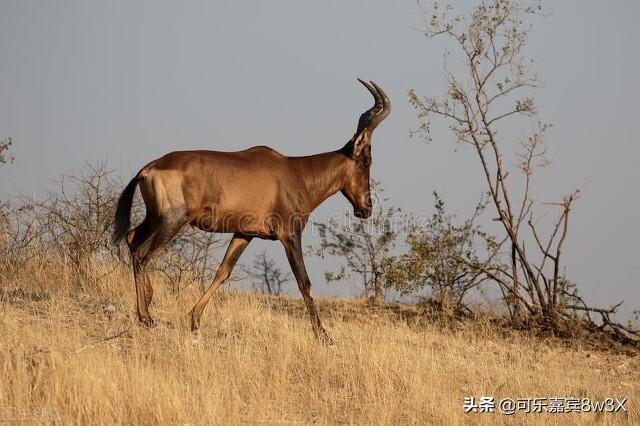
[294,150,350,211]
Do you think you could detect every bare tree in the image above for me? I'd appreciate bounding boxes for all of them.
[248,251,291,295]
[311,181,399,304]
[409,0,636,340]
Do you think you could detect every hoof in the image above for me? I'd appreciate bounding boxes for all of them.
[190,311,200,333]
[318,330,335,346]
[322,336,335,347]
[138,316,155,328]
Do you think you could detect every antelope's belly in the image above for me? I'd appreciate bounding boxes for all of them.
[190,206,281,239]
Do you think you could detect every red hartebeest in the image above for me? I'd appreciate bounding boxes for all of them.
[112,79,390,344]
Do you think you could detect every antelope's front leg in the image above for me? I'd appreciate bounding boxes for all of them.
[282,233,334,345]
[190,234,252,331]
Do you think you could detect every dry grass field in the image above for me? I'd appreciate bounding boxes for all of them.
[0,262,638,425]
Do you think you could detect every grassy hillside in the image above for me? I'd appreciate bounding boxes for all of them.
[0,264,638,425]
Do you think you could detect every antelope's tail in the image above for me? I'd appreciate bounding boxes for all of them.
[112,175,139,245]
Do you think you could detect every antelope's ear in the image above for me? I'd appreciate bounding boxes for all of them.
[352,130,370,158]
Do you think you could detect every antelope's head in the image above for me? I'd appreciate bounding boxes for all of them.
[342,79,391,219]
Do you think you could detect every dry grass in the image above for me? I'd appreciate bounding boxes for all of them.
[0,262,638,425]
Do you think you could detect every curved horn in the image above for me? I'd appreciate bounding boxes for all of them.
[356,78,391,134]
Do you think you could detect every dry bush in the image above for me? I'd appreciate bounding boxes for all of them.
[159,227,226,294]
[311,181,400,304]
[385,192,500,315]
[0,136,13,165]
[1,162,124,288]
[247,250,291,295]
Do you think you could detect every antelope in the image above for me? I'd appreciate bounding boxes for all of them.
[112,79,391,344]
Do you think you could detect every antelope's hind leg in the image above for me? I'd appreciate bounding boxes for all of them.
[126,218,155,326]
[127,215,187,327]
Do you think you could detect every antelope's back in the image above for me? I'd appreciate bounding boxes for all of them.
[140,148,293,226]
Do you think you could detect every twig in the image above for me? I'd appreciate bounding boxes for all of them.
[72,326,132,354]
